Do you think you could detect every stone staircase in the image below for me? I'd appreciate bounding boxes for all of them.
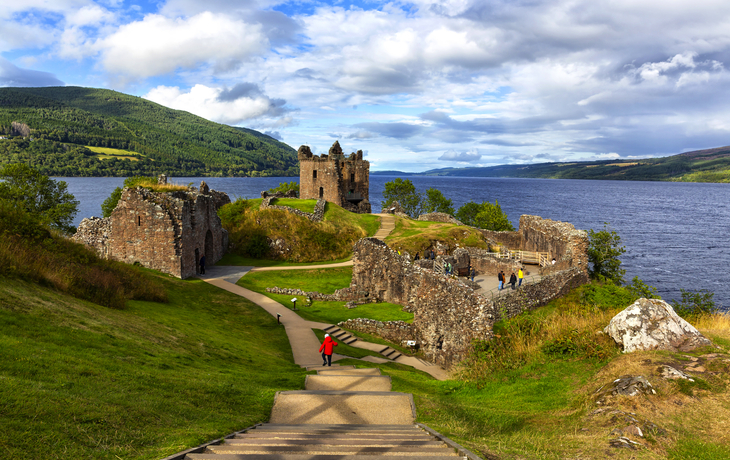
[323,325,403,361]
[181,365,478,460]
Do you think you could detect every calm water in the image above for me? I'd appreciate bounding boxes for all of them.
[59,176,730,309]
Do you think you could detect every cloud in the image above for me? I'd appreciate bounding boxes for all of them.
[263,130,282,140]
[439,149,482,162]
[0,58,64,87]
[144,84,291,125]
[351,122,424,139]
[97,12,268,78]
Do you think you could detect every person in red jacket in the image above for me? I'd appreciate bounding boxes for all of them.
[319,333,338,366]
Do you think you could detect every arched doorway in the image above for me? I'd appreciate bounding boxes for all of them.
[319,187,324,198]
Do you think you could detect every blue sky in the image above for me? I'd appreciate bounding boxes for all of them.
[2,0,730,172]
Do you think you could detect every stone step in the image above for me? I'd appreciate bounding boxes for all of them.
[316,368,381,376]
[235,433,433,441]
[269,392,415,425]
[305,375,392,392]
[305,365,355,372]
[187,454,462,459]
[343,336,358,345]
[251,424,422,432]
[223,439,445,447]
[205,445,453,455]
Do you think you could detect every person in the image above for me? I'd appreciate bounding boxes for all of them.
[199,254,206,275]
[498,271,504,290]
[448,262,453,275]
[443,261,449,274]
[552,258,556,265]
[319,333,338,366]
[470,266,475,282]
[518,267,523,287]
[430,249,435,260]
[414,252,420,261]
[509,272,517,290]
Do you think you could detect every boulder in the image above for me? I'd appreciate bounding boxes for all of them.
[604,298,713,353]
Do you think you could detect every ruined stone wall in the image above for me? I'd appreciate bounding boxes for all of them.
[342,237,590,367]
[298,142,370,213]
[517,215,589,273]
[75,185,229,279]
[261,197,326,222]
[417,213,464,225]
[479,229,523,249]
[338,319,417,346]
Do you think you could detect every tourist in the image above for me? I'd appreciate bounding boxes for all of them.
[430,249,435,260]
[552,258,556,265]
[470,266,475,282]
[415,252,420,260]
[509,272,517,290]
[199,254,206,275]
[518,267,523,287]
[448,262,453,275]
[319,333,338,366]
[498,271,504,290]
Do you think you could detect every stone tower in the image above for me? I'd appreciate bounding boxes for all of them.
[298,141,371,213]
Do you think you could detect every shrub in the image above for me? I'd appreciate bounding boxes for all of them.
[672,289,718,319]
[587,223,626,284]
[267,181,299,195]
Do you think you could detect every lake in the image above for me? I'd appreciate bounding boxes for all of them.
[60,175,729,310]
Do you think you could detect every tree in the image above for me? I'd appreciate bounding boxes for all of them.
[381,178,422,217]
[0,163,78,233]
[422,188,454,215]
[672,289,718,318]
[101,187,122,218]
[267,181,299,195]
[456,200,514,231]
[587,223,626,284]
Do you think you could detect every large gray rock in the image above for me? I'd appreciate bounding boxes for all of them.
[605,298,713,353]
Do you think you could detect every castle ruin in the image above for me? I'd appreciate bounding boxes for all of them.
[298,141,371,213]
[73,178,230,279]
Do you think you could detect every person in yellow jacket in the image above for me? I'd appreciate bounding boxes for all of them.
[518,267,524,287]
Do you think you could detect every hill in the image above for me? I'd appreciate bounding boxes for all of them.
[0,86,298,177]
[372,146,730,182]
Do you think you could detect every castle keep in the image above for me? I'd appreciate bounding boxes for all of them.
[298,141,371,213]
[73,179,230,279]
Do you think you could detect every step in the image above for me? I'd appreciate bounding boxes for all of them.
[316,368,381,376]
[269,392,415,425]
[234,433,434,441]
[205,445,452,455]
[187,454,461,459]
[323,326,340,334]
[305,365,355,372]
[343,337,358,345]
[250,424,423,432]
[305,375,392,392]
[223,439,445,447]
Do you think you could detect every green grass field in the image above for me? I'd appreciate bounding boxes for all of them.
[0,275,306,460]
[237,268,414,324]
[85,145,146,161]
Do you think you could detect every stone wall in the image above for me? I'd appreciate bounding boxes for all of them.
[338,237,589,367]
[479,229,523,249]
[298,141,371,214]
[338,319,417,346]
[74,183,229,279]
[261,196,326,222]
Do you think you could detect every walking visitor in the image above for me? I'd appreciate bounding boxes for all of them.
[518,267,523,287]
[509,272,517,290]
[498,271,504,290]
[199,254,206,275]
[319,333,338,366]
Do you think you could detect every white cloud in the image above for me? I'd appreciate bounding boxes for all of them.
[143,83,287,125]
[97,12,268,78]
[439,149,482,162]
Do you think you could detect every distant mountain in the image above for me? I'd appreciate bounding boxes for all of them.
[0,86,298,177]
[372,146,730,182]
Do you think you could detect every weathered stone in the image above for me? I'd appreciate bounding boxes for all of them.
[73,184,229,279]
[595,375,656,402]
[609,437,640,449]
[604,298,713,353]
[658,365,694,381]
[298,141,371,214]
[260,196,326,222]
[624,425,643,438]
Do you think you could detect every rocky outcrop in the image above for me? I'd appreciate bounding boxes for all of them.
[604,298,713,353]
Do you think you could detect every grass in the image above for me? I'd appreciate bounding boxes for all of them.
[271,198,316,213]
[237,268,414,324]
[217,253,353,267]
[0,274,307,460]
[385,216,492,256]
[85,145,146,161]
[219,199,380,263]
[312,329,383,359]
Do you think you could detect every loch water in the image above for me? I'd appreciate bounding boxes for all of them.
[61,176,730,310]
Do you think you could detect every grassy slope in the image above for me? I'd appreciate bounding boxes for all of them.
[237,268,414,324]
[0,274,306,460]
[385,216,491,255]
[0,86,297,176]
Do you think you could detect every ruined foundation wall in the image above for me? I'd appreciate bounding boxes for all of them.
[518,215,589,273]
[344,237,590,367]
[479,229,523,249]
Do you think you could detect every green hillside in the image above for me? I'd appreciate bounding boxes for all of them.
[373,146,730,182]
[0,86,298,177]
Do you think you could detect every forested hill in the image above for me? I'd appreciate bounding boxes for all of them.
[0,86,298,177]
[372,146,730,182]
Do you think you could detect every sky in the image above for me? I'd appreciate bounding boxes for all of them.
[2,0,730,172]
